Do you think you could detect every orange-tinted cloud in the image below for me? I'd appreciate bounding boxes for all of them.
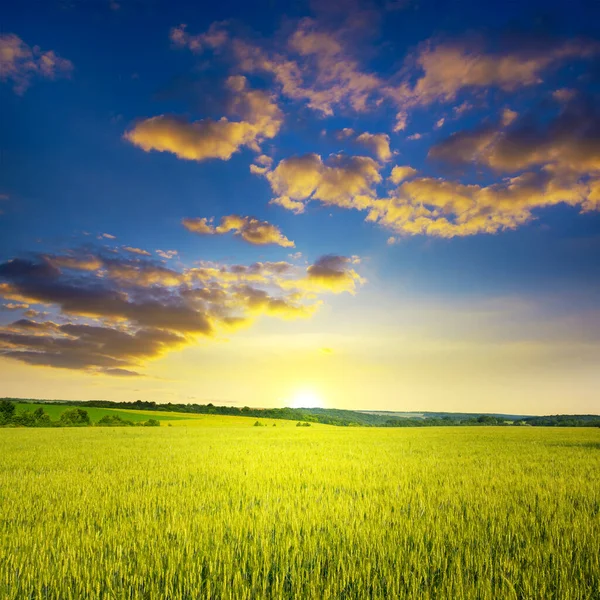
[0,33,73,94]
[183,214,295,247]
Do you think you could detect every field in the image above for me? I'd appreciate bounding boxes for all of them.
[13,402,191,424]
[0,421,598,599]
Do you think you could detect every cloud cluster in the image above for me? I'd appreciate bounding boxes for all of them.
[182,214,295,247]
[232,18,381,117]
[365,169,594,237]
[172,19,599,133]
[124,76,282,162]
[0,248,362,375]
[0,33,73,94]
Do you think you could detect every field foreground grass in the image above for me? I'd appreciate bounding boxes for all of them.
[0,424,598,599]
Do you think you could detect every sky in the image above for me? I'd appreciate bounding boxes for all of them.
[1,0,599,414]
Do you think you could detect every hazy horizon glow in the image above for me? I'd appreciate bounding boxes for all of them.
[1,0,599,414]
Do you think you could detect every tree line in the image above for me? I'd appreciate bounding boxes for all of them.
[0,400,160,428]
[2,398,598,428]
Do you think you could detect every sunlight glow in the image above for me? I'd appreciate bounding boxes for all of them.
[289,389,325,409]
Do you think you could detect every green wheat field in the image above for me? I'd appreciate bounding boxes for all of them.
[1,418,599,599]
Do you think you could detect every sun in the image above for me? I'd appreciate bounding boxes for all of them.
[289,389,325,409]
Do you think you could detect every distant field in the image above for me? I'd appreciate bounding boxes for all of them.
[14,402,191,423]
[14,402,311,427]
[0,423,598,599]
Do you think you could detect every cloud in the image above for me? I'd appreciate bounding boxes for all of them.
[303,254,364,293]
[183,214,295,247]
[386,38,599,116]
[124,76,282,162]
[389,165,418,184]
[355,132,392,162]
[169,23,229,53]
[123,246,151,256]
[552,88,577,103]
[2,302,29,310]
[0,33,73,94]
[156,249,178,260]
[0,248,362,374]
[224,18,381,117]
[262,152,381,213]
[429,97,600,175]
[181,217,215,235]
[0,323,185,375]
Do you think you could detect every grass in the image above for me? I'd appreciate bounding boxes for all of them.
[0,422,598,599]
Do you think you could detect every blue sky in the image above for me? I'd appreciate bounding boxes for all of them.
[1,0,599,413]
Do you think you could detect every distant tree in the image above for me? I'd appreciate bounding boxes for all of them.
[10,411,32,426]
[33,407,52,427]
[59,408,91,426]
[0,399,15,423]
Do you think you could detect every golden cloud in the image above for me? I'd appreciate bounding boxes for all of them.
[355,132,392,162]
[263,153,381,213]
[124,77,282,162]
[366,170,596,237]
[183,214,295,247]
[389,166,418,185]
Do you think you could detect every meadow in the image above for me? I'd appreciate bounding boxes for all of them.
[11,403,190,424]
[0,420,598,599]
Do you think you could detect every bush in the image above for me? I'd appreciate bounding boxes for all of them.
[59,408,91,427]
[97,415,134,427]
